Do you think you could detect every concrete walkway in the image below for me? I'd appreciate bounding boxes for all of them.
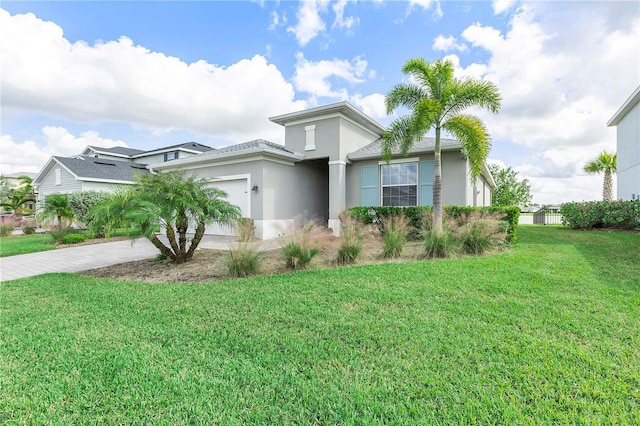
[1,235,280,282]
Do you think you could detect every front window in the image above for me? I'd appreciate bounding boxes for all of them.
[381,162,418,206]
[164,151,178,162]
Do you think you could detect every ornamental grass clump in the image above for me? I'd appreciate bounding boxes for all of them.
[336,212,365,265]
[226,243,262,277]
[458,219,506,255]
[282,222,325,270]
[380,214,409,258]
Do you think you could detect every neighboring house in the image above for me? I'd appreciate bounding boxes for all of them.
[608,85,640,201]
[33,142,214,205]
[150,102,495,239]
[0,172,37,214]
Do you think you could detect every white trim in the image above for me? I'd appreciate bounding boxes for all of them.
[253,219,295,240]
[305,125,316,151]
[328,160,348,166]
[54,168,61,186]
[378,157,420,165]
[608,85,640,126]
[283,112,383,139]
[151,154,296,173]
[77,178,137,185]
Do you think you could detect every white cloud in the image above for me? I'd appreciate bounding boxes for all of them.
[0,9,305,144]
[0,127,128,175]
[268,11,285,31]
[293,52,368,102]
[408,0,443,19]
[287,0,329,46]
[351,93,386,119]
[432,35,467,52]
[332,0,359,31]
[492,0,516,15]
[445,2,638,203]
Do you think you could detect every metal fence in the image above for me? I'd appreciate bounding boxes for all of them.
[532,206,563,225]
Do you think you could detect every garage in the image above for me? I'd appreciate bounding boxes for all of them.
[205,177,250,236]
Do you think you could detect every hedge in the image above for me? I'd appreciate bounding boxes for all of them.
[347,205,520,243]
[560,200,640,230]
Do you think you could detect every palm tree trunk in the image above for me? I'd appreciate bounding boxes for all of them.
[184,222,206,261]
[433,126,443,234]
[603,171,613,201]
[164,225,182,260]
[149,234,176,261]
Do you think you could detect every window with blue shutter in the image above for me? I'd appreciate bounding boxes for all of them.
[419,160,434,206]
[360,165,379,206]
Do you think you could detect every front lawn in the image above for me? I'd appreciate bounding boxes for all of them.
[0,233,56,257]
[1,226,638,423]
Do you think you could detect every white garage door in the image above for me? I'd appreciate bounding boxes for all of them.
[205,178,249,236]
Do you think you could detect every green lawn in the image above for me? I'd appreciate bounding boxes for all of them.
[0,233,56,257]
[1,226,639,424]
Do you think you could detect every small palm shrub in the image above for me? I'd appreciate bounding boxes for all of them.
[381,214,409,258]
[226,243,262,277]
[62,233,86,244]
[337,212,364,265]
[155,253,168,261]
[282,222,324,270]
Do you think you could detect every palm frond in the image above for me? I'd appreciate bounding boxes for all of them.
[385,84,426,114]
[443,115,491,181]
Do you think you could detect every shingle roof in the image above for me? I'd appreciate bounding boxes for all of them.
[141,141,214,155]
[87,145,146,157]
[348,137,462,160]
[210,139,293,156]
[54,156,149,182]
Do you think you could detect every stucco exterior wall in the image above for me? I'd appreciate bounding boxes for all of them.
[346,150,471,208]
[284,116,341,160]
[617,101,640,200]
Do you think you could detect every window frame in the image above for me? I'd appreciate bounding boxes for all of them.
[378,158,419,207]
[164,151,179,162]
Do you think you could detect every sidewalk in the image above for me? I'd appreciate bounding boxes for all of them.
[0,235,283,282]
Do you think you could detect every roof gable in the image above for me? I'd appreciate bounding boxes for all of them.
[348,137,462,160]
[608,85,640,126]
[50,156,149,183]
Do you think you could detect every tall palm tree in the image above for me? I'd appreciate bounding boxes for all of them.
[90,172,242,264]
[383,58,501,233]
[583,151,617,201]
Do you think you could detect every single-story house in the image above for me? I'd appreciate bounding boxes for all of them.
[150,102,495,239]
[33,142,213,204]
[608,85,640,201]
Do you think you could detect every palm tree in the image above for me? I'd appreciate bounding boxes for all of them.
[0,175,36,216]
[42,194,76,228]
[383,58,501,233]
[90,172,242,264]
[583,151,617,201]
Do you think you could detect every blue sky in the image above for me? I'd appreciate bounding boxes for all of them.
[1,0,639,204]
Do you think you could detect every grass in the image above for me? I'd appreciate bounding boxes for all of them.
[1,226,639,424]
[0,233,56,257]
[0,228,136,257]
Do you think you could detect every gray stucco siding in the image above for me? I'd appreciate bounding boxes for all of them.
[338,117,381,159]
[617,102,640,200]
[284,116,342,160]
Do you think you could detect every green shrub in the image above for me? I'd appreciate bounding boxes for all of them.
[50,226,77,244]
[381,214,409,258]
[560,200,639,230]
[424,227,458,258]
[155,252,168,261]
[62,233,86,244]
[337,212,364,265]
[68,191,111,228]
[22,225,36,235]
[226,243,262,277]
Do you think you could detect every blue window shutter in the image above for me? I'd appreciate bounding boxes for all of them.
[420,161,434,206]
[360,165,379,206]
